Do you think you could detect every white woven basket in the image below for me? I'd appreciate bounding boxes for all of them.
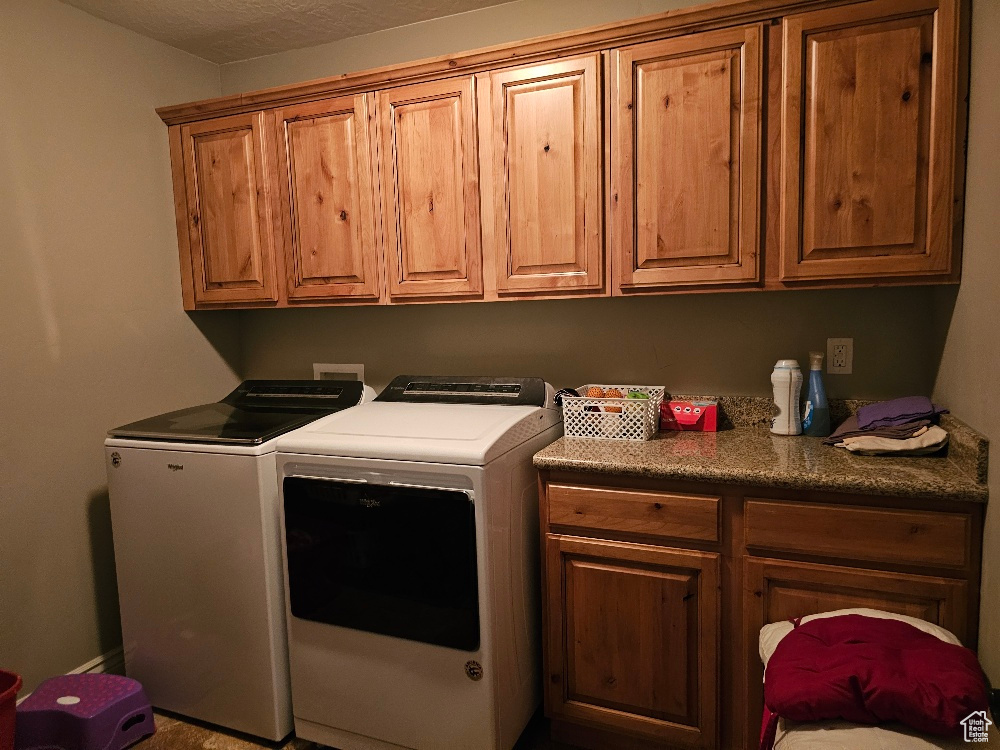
[561,385,665,441]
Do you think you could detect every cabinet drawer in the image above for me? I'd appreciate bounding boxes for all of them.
[547,483,720,543]
[745,499,971,569]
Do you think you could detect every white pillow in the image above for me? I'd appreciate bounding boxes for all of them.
[759,607,961,668]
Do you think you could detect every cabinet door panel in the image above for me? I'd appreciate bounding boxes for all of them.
[743,556,970,749]
[377,77,482,299]
[181,112,279,305]
[780,0,958,279]
[545,535,718,748]
[481,55,603,294]
[746,557,968,636]
[612,25,762,289]
[273,94,384,301]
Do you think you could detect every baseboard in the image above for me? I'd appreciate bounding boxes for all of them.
[16,646,126,705]
[69,646,126,676]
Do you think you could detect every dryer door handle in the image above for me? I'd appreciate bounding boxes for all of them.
[388,480,474,500]
[286,475,368,484]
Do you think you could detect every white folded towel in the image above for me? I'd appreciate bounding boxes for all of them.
[836,425,948,456]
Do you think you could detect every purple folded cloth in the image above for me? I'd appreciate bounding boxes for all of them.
[856,396,948,430]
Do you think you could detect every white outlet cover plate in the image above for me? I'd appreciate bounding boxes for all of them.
[827,338,853,375]
[313,363,364,382]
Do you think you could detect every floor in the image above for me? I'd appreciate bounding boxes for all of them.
[139,710,573,750]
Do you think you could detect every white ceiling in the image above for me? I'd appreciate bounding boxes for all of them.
[59,0,518,64]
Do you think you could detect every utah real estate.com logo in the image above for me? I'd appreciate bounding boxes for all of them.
[962,710,992,743]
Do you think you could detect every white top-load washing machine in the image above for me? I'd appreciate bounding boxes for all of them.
[105,380,371,740]
[275,376,563,750]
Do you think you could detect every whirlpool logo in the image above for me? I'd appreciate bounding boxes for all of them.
[359,498,381,508]
[167,464,184,472]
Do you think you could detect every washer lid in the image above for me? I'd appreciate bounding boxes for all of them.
[107,379,365,445]
[275,401,561,465]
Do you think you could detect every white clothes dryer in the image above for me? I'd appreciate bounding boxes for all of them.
[275,376,562,750]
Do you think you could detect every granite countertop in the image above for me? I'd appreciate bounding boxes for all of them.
[533,398,989,503]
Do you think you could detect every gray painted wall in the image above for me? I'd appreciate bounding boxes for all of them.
[0,0,239,690]
[932,0,1000,679]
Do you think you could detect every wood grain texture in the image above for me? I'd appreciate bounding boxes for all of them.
[779,0,958,279]
[480,55,604,295]
[612,24,762,290]
[548,483,720,542]
[377,76,483,300]
[179,112,279,305]
[540,469,983,750]
[545,534,719,748]
[160,0,967,309]
[272,94,385,302]
[745,498,971,569]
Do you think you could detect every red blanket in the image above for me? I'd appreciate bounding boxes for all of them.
[760,614,987,750]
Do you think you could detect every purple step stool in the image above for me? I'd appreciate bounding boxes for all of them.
[16,674,154,750]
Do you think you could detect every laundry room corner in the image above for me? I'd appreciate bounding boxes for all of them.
[0,0,239,692]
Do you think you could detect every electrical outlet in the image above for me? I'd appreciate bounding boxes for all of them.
[827,338,853,375]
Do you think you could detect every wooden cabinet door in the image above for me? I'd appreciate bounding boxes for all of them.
[545,535,719,748]
[377,77,482,300]
[744,555,970,646]
[272,94,384,302]
[179,112,279,306]
[478,55,604,295]
[743,556,970,748]
[611,25,762,290]
[779,0,960,280]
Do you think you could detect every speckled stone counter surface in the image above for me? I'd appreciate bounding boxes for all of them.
[534,397,989,503]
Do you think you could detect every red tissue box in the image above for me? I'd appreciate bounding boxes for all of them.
[660,400,718,432]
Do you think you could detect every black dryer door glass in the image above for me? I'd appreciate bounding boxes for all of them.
[283,477,480,651]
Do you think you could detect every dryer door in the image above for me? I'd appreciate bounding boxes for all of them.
[282,477,480,651]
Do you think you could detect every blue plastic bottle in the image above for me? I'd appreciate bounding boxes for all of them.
[802,351,831,437]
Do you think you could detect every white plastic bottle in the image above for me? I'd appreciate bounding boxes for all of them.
[771,359,803,435]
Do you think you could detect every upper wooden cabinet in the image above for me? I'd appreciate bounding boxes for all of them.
[478,55,605,296]
[176,112,280,306]
[160,0,968,309]
[376,77,483,300]
[779,0,960,280]
[271,94,384,302]
[611,25,763,291]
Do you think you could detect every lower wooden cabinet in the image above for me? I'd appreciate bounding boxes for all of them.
[544,535,719,748]
[744,556,971,645]
[539,474,983,750]
[742,555,971,747]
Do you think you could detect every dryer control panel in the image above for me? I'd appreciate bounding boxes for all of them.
[376,375,550,407]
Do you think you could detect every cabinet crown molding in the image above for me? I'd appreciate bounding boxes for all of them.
[157,0,881,125]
